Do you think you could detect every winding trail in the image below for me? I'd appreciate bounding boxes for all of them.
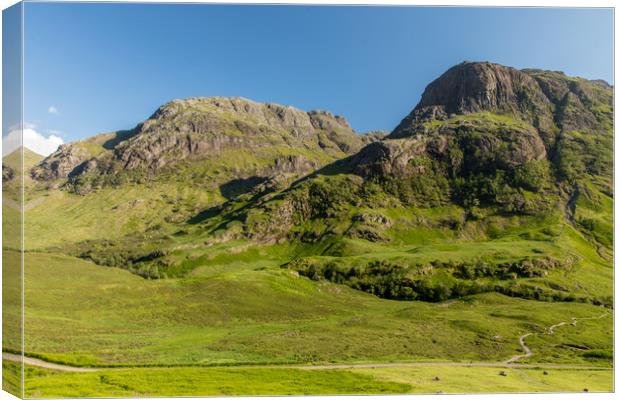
[505,311,609,364]
[506,333,533,363]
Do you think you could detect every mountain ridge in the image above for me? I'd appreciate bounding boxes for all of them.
[30,96,374,194]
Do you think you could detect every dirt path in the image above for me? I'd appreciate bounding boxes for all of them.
[2,353,98,372]
[3,353,609,373]
[3,196,46,212]
[505,311,609,364]
[293,361,607,370]
[506,333,533,363]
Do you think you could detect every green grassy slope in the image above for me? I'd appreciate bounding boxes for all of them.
[5,250,609,369]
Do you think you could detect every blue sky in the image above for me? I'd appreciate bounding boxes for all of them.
[5,4,615,155]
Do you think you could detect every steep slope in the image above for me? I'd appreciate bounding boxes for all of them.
[390,61,557,141]
[3,147,45,179]
[2,147,45,194]
[390,62,612,142]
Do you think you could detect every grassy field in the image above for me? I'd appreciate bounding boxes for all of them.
[5,361,612,397]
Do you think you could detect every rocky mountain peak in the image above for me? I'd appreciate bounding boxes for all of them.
[30,96,366,189]
[390,61,555,138]
[390,61,612,140]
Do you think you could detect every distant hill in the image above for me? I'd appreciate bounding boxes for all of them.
[3,147,45,173]
[2,147,45,186]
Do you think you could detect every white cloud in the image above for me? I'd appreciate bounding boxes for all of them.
[3,125,64,157]
[48,106,59,115]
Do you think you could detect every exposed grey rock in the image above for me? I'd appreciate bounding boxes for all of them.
[31,144,90,180]
[2,165,15,182]
[360,131,389,144]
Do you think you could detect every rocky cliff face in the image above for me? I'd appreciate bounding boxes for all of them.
[390,61,612,142]
[366,63,611,192]
[525,69,613,132]
[390,62,556,139]
[31,97,366,190]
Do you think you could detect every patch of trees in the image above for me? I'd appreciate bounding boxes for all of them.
[450,257,562,280]
[289,176,363,221]
[288,256,604,305]
[292,259,495,302]
[495,284,612,307]
[453,166,554,216]
[69,240,170,279]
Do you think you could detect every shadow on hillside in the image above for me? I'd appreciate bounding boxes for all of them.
[285,153,355,190]
[219,176,266,200]
[185,150,363,226]
[102,127,141,149]
[187,205,222,225]
[187,176,267,225]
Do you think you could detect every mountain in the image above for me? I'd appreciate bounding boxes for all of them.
[31,97,366,194]
[2,147,45,191]
[21,61,613,307]
[2,147,45,176]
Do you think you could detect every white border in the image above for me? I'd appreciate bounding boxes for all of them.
[0,1,616,400]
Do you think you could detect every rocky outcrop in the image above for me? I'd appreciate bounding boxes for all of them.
[2,165,15,182]
[524,69,613,132]
[360,131,388,144]
[31,144,90,180]
[308,110,351,131]
[349,139,428,178]
[349,115,546,181]
[390,62,555,138]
